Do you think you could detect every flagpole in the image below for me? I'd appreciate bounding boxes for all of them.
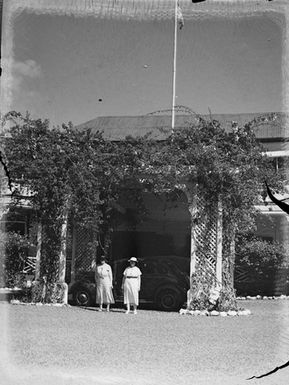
[171,0,178,132]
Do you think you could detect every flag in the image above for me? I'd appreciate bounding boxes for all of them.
[177,2,184,30]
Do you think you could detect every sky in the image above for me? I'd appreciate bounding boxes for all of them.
[7,7,283,127]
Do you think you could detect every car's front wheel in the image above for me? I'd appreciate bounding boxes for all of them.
[73,285,93,307]
[155,288,183,311]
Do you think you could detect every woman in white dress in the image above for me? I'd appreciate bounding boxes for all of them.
[95,256,114,312]
[122,257,142,314]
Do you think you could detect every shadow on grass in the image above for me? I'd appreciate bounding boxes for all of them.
[73,305,126,313]
[71,303,180,314]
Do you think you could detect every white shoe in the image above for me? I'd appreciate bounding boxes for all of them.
[125,310,130,314]
[133,310,137,315]
[98,308,103,312]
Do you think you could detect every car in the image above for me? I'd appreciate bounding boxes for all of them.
[69,256,190,311]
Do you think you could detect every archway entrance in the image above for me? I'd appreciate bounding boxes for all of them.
[111,191,191,261]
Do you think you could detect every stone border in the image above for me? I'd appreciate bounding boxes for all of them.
[236,295,289,300]
[9,299,70,307]
[0,287,23,292]
[179,309,251,316]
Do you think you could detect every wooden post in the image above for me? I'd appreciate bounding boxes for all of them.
[189,201,198,278]
[216,197,223,289]
[34,221,42,281]
[229,225,236,286]
[57,207,69,304]
[183,182,198,282]
[58,208,69,283]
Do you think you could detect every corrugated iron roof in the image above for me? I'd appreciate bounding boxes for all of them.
[75,112,288,141]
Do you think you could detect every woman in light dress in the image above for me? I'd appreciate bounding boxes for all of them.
[122,257,142,314]
[95,256,114,312]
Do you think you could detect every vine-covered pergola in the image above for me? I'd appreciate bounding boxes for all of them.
[4,108,282,310]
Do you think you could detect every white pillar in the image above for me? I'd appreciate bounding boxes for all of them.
[34,221,42,280]
[58,208,69,283]
[184,182,198,280]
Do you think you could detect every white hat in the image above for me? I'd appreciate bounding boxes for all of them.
[128,257,138,262]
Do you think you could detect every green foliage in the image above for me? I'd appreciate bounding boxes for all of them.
[189,272,215,310]
[133,113,284,309]
[218,287,238,312]
[0,231,31,287]
[3,112,147,291]
[31,280,67,303]
[189,272,238,312]
[2,111,285,307]
[135,115,282,232]
[236,235,289,272]
[235,235,289,296]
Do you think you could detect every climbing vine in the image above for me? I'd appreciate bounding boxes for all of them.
[2,110,284,308]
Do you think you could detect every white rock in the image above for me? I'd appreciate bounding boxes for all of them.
[228,310,237,316]
[10,299,20,305]
[210,310,219,316]
[200,310,209,316]
[194,310,201,316]
[220,312,227,317]
[263,296,268,300]
[179,308,188,315]
[242,309,251,315]
[279,295,286,300]
[256,295,262,299]
[35,302,43,306]
[237,310,244,316]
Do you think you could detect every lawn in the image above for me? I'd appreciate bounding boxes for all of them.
[1,300,289,385]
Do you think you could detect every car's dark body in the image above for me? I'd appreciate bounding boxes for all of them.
[69,256,190,311]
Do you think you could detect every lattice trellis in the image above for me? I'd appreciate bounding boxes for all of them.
[194,195,218,278]
[75,227,95,273]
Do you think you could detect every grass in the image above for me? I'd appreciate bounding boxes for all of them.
[1,300,289,385]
